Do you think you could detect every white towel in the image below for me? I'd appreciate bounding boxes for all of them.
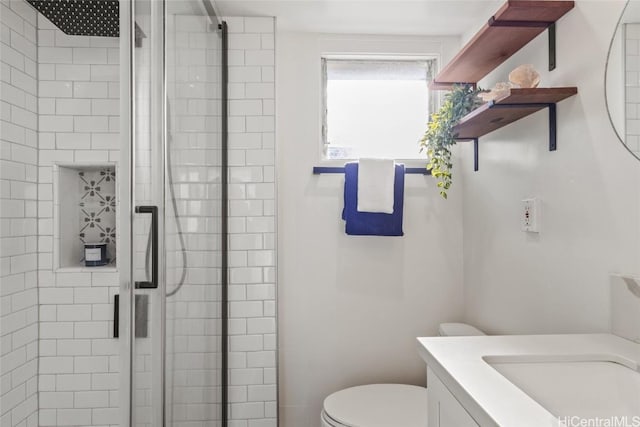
[357,158,396,214]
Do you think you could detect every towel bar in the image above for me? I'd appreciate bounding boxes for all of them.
[313,167,430,175]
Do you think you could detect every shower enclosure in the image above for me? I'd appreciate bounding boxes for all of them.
[0,0,231,424]
[120,0,228,425]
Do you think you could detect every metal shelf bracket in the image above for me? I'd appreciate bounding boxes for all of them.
[490,102,558,151]
[487,17,556,71]
[458,102,558,172]
[548,103,557,151]
[473,138,479,172]
[549,23,556,71]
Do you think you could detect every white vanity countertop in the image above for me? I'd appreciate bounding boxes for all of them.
[417,333,640,427]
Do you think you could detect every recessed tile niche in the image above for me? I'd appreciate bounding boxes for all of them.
[54,163,117,270]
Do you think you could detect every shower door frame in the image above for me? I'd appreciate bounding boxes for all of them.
[119,0,229,425]
[119,0,133,424]
[119,0,167,425]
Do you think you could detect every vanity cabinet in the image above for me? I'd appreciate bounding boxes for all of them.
[427,367,479,427]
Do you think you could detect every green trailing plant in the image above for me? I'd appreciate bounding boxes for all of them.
[420,84,484,199]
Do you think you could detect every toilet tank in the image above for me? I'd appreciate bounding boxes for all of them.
[438,323,485,337]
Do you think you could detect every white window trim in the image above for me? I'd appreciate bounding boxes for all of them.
[314,34,450,167]
[319,54,440,166]
[311,34,456,167]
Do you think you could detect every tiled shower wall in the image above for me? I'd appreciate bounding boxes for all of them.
[225,17,277,426]
[0,1,39,426]
[36,13,120,427]
[625,23,640,157]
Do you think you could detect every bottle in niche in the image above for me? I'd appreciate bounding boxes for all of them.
[84,243,108,267]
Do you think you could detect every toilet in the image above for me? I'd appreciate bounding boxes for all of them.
[320,323,485,427]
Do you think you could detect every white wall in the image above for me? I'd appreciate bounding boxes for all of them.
[461,0,640,335]
[276,32,464,426]
[0,1,39,426]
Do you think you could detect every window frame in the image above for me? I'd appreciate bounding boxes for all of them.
[320,55,439,163]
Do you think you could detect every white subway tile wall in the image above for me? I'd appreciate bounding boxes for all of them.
[224,17,276,427]
[36,10,120,427]
[626,23,640,157]
[0,1,39,426]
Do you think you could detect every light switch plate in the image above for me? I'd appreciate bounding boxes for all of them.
[521,198,540,233]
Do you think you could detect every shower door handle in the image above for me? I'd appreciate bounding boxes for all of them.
[135,205,158,289]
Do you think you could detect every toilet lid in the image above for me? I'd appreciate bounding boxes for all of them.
[323,384,427,427]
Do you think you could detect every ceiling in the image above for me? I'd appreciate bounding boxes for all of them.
[214,0,502,36]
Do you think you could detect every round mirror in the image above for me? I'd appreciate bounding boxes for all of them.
[606,0,640,160]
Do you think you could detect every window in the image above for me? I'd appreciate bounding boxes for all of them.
[322,57,436,160]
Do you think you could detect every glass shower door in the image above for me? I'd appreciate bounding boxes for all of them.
[164,3,225,426]
[122,0,225,425]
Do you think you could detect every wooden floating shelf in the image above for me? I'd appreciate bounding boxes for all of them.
[454,87,577,140]
[432,0,575,89]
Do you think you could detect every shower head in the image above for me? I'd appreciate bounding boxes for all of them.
[26,0,147,46]
[26,0,120,37]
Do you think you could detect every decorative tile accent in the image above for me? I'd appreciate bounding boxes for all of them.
[78,168,116,264]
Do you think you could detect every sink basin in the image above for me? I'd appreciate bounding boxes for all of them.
[485,355,640,421]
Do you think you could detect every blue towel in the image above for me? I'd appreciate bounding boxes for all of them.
[342,162,404,236]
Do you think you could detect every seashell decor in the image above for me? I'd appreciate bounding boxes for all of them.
[509,64,540,88]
